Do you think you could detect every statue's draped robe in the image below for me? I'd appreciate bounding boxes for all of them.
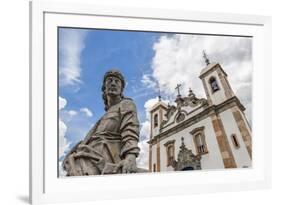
[63,98,140,176]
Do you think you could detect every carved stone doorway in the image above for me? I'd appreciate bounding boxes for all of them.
[172,137,201,171]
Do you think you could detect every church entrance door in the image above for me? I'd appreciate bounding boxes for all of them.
[181,166,194,171]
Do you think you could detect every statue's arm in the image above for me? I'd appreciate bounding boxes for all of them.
[118,99,140,173]
[119,99,140,158]
[62,118,101,175]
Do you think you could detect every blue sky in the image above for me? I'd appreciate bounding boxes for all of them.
[59,28,161,146]
[58,28,253,175]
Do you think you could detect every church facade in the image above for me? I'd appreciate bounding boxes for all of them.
[147,60,252,172]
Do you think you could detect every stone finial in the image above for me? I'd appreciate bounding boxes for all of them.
[188,87,196,98]
[180,137,186,149]
[203,50,210,66]
[157,83,162,102]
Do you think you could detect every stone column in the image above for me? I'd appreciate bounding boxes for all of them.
[211,113,237,168]
[231,107,252,159]
[156,139,161,172]
[202,78,213,105]
[149,144,152,172]
[217,69,234,99]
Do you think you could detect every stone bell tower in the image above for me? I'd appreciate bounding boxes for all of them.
[148,95,168,172]
[199,51,252,163]
[199,51,235,106]
[149,95,168,138]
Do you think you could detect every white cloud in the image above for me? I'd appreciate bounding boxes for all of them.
[58,95,71,175]
[59,119,70,159]
[137,140,149,169]
[137,119,151,169]
[59,29,88,86]
[144,97,170,119]
[141,74,157,89]
[68,110,77,117]
[144,98,159,119]
[59,161,67,177]
[61,107,94,121]
[80,107,93,117]
[150,34,252,123]
[59,96,67,110]
[136,98,158,169]
[140,120,150,141]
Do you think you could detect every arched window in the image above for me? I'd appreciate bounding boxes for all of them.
[154,114,158,128]
[167,146,174,164]
[190,127,208,155]
[231,134,240,149]
[164,140,175,166]
[194,133,207,154]
[209,76,220,93]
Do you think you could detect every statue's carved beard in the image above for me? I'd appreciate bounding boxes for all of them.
[106,87,123,97]
[108,89,118,94]
[106,91,120,97]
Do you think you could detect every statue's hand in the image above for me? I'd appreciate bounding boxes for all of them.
[121,154,137,173]
[63,153,80,176]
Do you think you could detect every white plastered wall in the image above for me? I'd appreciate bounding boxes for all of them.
[219,110,252,168]
[158,117,225,172]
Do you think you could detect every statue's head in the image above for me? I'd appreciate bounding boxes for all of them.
[102,69,125,111]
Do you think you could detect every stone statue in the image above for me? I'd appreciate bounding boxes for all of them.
[63,69,140,176]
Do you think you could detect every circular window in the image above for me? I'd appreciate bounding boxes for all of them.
[176,112,185,123]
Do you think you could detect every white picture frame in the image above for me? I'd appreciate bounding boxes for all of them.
[30,1,272,204]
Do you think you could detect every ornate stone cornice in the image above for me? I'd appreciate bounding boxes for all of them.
[150,103,168,113]
[164,139,176,147]
[161,108,196,130]
[199,63,228,79]
[189,126,205,135]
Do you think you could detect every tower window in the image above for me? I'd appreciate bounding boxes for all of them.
[231,134,240,149]
[154,114,158,128]
[190,127,208,155]
[209,76,220,93]
[164,140,175,166]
